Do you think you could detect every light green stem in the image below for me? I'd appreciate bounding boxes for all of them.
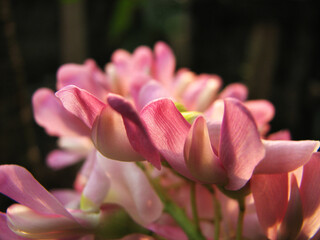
[236,198,245,240]
[190,182,201,232]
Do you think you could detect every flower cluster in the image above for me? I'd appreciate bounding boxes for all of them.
[1,42,319,240]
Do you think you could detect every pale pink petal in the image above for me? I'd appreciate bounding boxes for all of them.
[218,83,248,101]
[299,152,320,239]
[132,46,153,74]
[56,59,109,101]
[107,94,161,169]
[278,174,303,240]
[0,212,26,240]
[98,154,163,226]
[244,100,275,128]
[130,74,153,109]
[0,165,73,219]
[172,69,194,98]
[6,205,94,239]
[184,116,227,184]
[32,88,90,137]
[154,41,175,86]
[140,98,195,179]
[56,85,106,128]
[46,150,84,170]
[206,120,221,155]
[220,98,265,190]
[137,80,171,111]
[91,105,142,162]
[51,190,80,209]
[267,130,291,140]
[81,154,110,211]
[254,140,320,174]
[251,173,288,239]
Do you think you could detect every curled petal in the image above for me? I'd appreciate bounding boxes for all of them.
[220,98,265,190]
[32,88,90,137]
[184,116,227,185]
[254,140,320,174]
[107,94,161,169]
[7,205,96,239]
[91,105,142,162]
[0,165,73,219]
[299,152,320,239]
[56,85,106,128]
[0,212,26,240]
[141,98,195,179]
[251,173,288,239]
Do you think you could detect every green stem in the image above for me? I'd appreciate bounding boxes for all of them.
[236,197,245,240]
[206,185,222,240]
[190,182,200,232]
[136,163,206,240]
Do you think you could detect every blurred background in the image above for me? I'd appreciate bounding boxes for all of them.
[1,0,320,211]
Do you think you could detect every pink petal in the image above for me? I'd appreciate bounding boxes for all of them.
[56,85,106,128]
[254,140,320,174]
[153,41,175,86]
[218,83,248,101]
[46,150,84,170]
[81,153,110,211]
[267,130,291,140]
[6,205,93,239]
[147,223,187,240]
[0,165,73,219]
[278,174,303,240]
[140,98,195,179]
[184,116,227,184]
[97,153,163,226]
[107,94,161,169]
[56,59,109,101]
[0,212,26,240]
[132,46,153,74]
[251,173,288,239]
[50,190,81,209]
[299,152,320,239]
[32,88,90,137]
[91,105,142,162]
[244,100,275,128]
[220,98,265,190]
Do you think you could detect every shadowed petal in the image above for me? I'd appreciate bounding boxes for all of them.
[220,98,265,190]
[184,116,227,185]
[251,173,288,239]
[56,85,105,128]
[299,152,320,239]
[254,140,320,174]
[32,88,90,137]
[0,165,73,219]
[140,98,195,179]
[107,94,161,169]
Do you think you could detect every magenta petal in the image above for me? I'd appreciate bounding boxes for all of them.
[299,152,320,239]
[0,212,26,240]
[32,88,90,137]
[107,94,161,169]
[251,173,288,239]
[56,85,106,128]
[254,140,320,174]
[154,41,175,86]
[184,116,227,185]
[220,98,265,190]
[140,98,195,179]
[0,165,73,219]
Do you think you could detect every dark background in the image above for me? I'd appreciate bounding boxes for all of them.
[1,0,320,211]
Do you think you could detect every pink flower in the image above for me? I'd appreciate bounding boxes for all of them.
[251,152,320,240]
